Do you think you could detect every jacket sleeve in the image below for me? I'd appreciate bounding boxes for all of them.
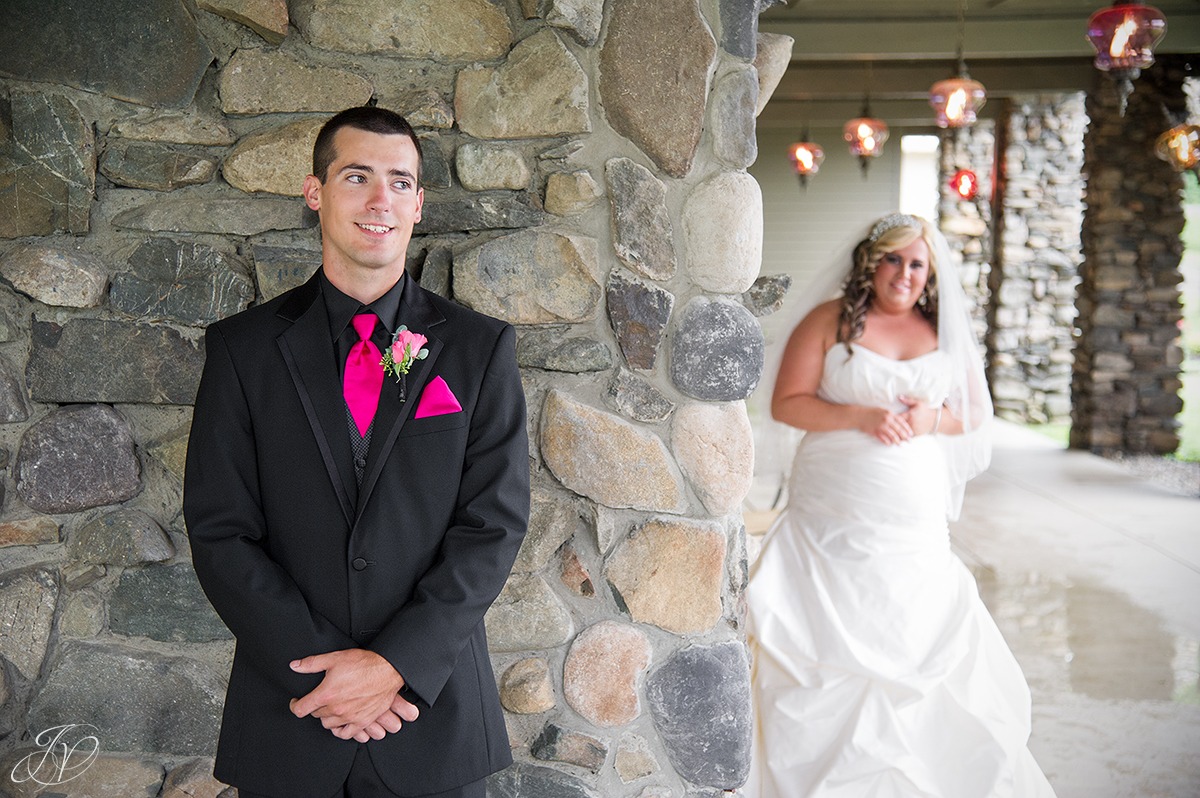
[184,325,357,694]
[366,323,530,706]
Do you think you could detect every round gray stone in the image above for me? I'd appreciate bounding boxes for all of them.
[646,641,752,789]
[669,298,764,401]
[710,68,759,170]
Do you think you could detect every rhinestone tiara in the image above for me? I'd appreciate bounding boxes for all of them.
[867,213,923,243]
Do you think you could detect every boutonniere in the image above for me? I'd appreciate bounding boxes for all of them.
[380,326,429,402]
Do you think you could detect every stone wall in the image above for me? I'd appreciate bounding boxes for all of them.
[991,94,1086,425]
[0,1,788,795]
[938,95,1086,427]
[1073,61,1187,454]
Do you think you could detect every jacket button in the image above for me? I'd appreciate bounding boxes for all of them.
[352,557,368,571]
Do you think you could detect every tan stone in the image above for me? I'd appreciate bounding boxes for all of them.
[456,143,531,191]
[110,110,238,146]
[0,244,108,308]
[615,733,659,782]
[485,575,573,652]
[377,88,454,130]
[531,723,607,771]
[453,231,601,325]
[512,489,578,574]
[219,49,371,115]
[682,171,763,294]
[223,118,324,197]
[545,170,601,215]
[291,0,511,61]
[8,755,165,798]
[59,589,105,638]
[456,29,590,140]
[671,401,754,516]
[162,758,229,798]
[560,544,594,597]
[605,519,725,634]
[197,0,288,44]
[0,515,60,547]
[0,570,58,679]
[147,427,189,483]
[546,0,604,45]
[753,33,794,116]
[499,657,556,714]
[563,620,650,727]
[599,0,715,177]
[540,390,686,513]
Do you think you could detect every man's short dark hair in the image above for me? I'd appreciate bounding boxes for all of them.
[312,106,423,184]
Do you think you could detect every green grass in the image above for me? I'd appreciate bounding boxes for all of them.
[1180,179,1199,460]
[1179,364,1200,462]
[1025,421,1071,447]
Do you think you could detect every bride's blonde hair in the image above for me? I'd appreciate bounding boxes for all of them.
[838,214,940,348]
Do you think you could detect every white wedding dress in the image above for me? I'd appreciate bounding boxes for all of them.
[744,344,1055,798]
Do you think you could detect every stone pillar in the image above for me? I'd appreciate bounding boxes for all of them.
[937,122,995,343]
[0,0,785,793]
[989,94,1086,424]
[1073,61,1188,454]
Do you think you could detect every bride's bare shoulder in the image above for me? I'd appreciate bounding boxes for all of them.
[795,299,841,336]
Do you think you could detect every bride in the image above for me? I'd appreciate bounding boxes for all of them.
[743,214,1056,797]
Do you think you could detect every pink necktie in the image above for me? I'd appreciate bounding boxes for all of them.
[344,313,382,437]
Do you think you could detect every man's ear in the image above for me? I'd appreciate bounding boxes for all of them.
[302,175,322,211]
[413,186,424,224]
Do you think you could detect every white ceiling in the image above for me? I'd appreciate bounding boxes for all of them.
[757,0,1200,128]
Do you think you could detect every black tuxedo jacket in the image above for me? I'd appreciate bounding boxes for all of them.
[183,270,528,797]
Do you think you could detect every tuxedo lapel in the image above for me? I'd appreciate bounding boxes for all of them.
[355,275,447,523]
[277,275,357,524]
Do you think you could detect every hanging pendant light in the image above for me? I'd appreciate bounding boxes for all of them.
[929,0,987,128]
[844,110,889,170]
[788,128,825,188]
[949,168,980,200]
[1155,122,1200,172]
[930,76,987,129]
[1086,1,1168,115]
[844,63,889,175]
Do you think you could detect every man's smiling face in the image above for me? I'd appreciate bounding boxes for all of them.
[302,126,424,285]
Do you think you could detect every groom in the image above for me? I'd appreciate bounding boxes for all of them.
[184,106,529,798]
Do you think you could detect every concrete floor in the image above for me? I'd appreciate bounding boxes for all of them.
[743,420,1200,797]
[951,421,1200,798]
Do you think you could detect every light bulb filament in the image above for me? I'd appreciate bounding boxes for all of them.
[1109,15,1138,58]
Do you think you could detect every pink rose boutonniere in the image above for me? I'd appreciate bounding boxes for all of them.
[381,326,429,381]
[381,326,429,402]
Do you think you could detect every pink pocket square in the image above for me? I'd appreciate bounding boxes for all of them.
[414,376,463,418]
